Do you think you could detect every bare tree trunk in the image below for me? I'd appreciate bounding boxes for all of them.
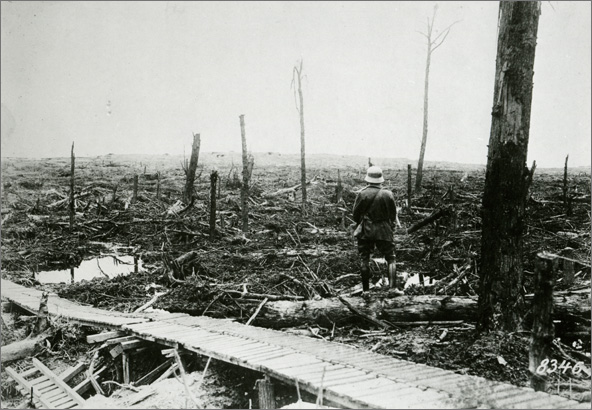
[415,6,455,192]
[239,115,249,232]
[69,142,75,231]
[529,252,555,392]
[183,133,201,204]
[479,1,541,332]
[416,46,431,191]
[209,170,218,239]
[293,60,307,211]
[563,154,572,216]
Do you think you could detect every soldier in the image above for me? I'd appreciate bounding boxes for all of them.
[353,166,403,295]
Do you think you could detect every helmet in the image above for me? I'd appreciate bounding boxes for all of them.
[365,166,384,184]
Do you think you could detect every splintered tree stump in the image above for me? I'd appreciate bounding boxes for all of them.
[529,252,555,391]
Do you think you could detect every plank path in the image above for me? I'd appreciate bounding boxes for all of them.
[2,279,588,409]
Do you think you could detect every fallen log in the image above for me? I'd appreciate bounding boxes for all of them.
[406,206,451,234]
[251,291,590,329]
[2,293,53,364]
[1,331,51,364]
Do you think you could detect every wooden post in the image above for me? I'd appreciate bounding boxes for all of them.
[184,133,201,204]
[239,115,249,233]
[209,170,218,240]
[156,172,161,200]
[256,375,275,409]
[69,142,75,231]
[529,252,555,392]
[132,175,138,203]
[122,352,130,384]
[407,164,412,210]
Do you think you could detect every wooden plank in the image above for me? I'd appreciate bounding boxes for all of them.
[105,336,139,345]
[58,362,87,384]
[44,388,67,400]
[256,354,324,371]
[494,391,562,409]
[321,373,377,389]
[153,363,179,384]
[298,368,368,387]
[51,396,75,408]
[216,340,268,356]
[6,367,56,409]
[110,344,124,358]
[178,333,236,347]
[46,391,68,403]
[135,358,175,386]
[122,352,130,385]
[73,367,106,395]
[20,367,41,379]
[121,340,146,351]
[86,330,127,344]
[32,358,85,406]
[239,349,293,364]
[226,345,282,361]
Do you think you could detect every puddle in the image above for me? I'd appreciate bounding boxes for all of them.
[35,255,142,284]
[404,273,436,289]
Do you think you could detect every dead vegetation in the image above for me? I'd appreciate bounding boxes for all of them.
[1,153,590,404]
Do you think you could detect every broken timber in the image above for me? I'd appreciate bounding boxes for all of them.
[1,278,588,409]
[6,358,86,409]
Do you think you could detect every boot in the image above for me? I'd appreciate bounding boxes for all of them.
[388,261,397,289]
[361,261,370,292]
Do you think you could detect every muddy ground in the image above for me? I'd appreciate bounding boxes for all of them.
[1,152,590,407]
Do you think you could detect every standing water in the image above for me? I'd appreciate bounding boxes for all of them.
[35,255,142,284]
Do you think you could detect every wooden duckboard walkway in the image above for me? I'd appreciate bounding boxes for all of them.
[5,358,85,409]
[2,279,589,409]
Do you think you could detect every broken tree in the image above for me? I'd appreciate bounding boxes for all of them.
[183,133,201,204]
[239,114,249,232]
[293,59,307,211]
[478,1,541,332]
[415,5,457,191]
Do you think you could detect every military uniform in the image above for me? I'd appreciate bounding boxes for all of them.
[352,167,399,292]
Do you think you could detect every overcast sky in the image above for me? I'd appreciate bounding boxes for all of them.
[1,1,590,167]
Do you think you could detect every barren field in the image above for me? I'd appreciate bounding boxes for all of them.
[1,152,590,407]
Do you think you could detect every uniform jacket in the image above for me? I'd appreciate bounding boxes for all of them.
[353,185,397,241]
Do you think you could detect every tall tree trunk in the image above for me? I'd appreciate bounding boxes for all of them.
[69,142,75,231]
[239,115,249,232]
[294,60,307,210]
[183,133,201,204]
[416,48,431,191]
[478,1,541,332]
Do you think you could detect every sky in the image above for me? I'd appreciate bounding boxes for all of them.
[1,1,591,167]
